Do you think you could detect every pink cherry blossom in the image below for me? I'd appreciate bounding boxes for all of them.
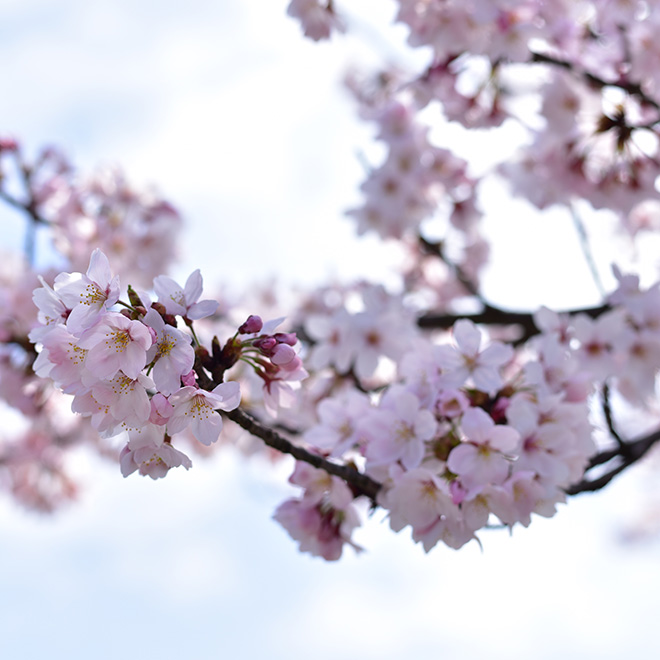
[286,0,345,41]
[304,390,372,456]
[54,248,120,334]
[32,325,88,394]
[153,269,218,320]
[143,308,195,395]
[447,407,520,495]
[436,319,513,394]
[29,276,70,342]
[77,312,152,381]
[167,381,241,445]
[120,425,192,479]
[383,468,449,531]
[149,392,174,426]
[273,461,362,560]
[365,386,437,470]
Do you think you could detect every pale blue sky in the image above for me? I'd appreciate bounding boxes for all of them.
[1,2,659,659]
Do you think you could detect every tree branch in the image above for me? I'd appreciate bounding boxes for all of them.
[416,234,611,343]
[418,235,484,301]
[224,407,382,502]
[601,382,625,449]
[530,50,660,113]
[565,427,660,495]
[417,304,610,343]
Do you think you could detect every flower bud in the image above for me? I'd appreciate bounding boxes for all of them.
[271,343,296,365]
[239,315,263,335]
[254,336,277,354]
[274,332,297,346]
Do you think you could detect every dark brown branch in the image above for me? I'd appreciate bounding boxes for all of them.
[224,407,382,502]
[191,351,383,502]
[601,383,625,449]
[566,427,660,495]
[416,234,612,343]
[530,50,660,113]
[418,235,483,301]
[418,304,610,344]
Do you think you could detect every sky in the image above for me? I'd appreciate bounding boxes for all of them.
[1,1,660,659]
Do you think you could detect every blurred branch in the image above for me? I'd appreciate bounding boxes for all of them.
[0,154,50,266]
[418,235,483,301]
[566,427,660,495]
[569,204,605,298]
[530,50,660,113]
[417,234,610,343]
[418,304,610,344]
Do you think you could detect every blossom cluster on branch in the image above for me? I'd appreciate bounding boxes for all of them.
[3,0,660,559]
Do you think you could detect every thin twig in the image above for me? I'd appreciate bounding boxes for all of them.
[418,235,484,301]
[569,204,606,298]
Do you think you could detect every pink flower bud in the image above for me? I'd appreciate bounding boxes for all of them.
[254,336,277,354]
[239,315,263,335]
[181,370,197,387]
[272,343,296,365]
[450,479,466,506]
[274,332,297,346]
[149,393,173,425]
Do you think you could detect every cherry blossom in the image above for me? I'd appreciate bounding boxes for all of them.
[143,308,195,395]
[364,386,437,470]
[153,269,218,320]
[446,407,519,496]
[54,248,120,334]
[77,312,152,381]
[286,0,345,41]
[436,319,514,394]
[120,425,192,479]
[167,381,241,446]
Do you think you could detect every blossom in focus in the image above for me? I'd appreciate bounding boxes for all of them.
[77,312,152,381]
[167,381,241,445]
[153,269,218,320]
[53,248,121,334]
[143,308,195,395]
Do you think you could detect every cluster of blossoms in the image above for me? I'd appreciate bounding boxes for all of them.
[304,283,418,382]
[0,141,181,287]
[270,4,660,561]
[275,263,660,558]
[287,318,595,555]
[25,245,310,484]
[345,85,481,242]
[30,249,242,478]
[288,1,660,263]
[286,0,344,41]
[273,461,362,561]
[534,267,660,408]
[502,69,660,226]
